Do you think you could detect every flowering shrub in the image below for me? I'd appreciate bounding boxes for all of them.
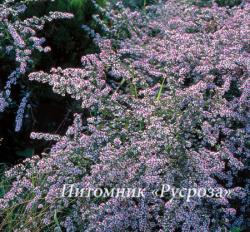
[0,0,249,231]
[0,0,73,131]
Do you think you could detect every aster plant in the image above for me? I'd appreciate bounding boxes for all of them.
[0,0,249,231]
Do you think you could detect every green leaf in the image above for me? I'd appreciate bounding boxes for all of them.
[54,210,62,231]
[156,77,166,101]
[230,227,241,232]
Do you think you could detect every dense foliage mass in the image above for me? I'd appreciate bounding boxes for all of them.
[0,0,249,231]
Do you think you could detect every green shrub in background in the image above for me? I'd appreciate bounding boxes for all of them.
[118,0,158,9]
[51,0,106,22]
[190,0,212,7]
[190,0,242,7]
[215,0,242,7]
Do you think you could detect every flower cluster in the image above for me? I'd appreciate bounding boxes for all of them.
[29,61,111,109]
[0,0,249,231]
[14,92,30,132]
